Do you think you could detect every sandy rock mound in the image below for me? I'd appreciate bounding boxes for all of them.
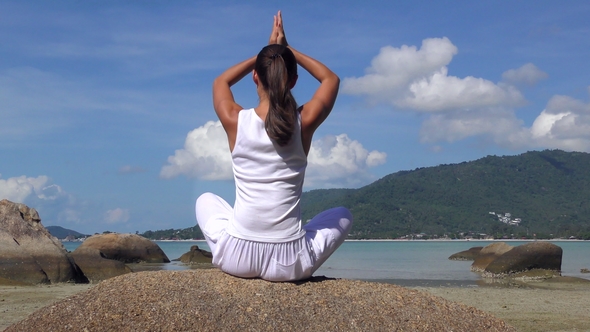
[7,270,515,332]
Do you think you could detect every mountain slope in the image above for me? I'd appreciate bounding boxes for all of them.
[46,226,87,239]
[301,150,590,239]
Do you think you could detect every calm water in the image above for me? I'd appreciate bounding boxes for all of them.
[63,240,590,284]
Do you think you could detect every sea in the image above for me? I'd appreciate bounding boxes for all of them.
[62,240,590,287]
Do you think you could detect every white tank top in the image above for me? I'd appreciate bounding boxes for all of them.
[227,108,307,242]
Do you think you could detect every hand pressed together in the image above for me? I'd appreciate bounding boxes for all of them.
[269,10,288,46]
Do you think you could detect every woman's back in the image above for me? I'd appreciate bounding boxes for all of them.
[228,109,307,243]
[196,11,351,282]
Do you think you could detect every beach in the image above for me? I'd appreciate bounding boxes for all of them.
[4,240,588,330]
[416,285,590,332]
[0,283,93,330]
[2,278,589,331]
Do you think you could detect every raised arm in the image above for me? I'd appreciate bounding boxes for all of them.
[212,56,256,151]
[272,11,340,153]
[290,46,340,136]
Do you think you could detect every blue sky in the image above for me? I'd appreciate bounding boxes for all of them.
[1,1,589,235]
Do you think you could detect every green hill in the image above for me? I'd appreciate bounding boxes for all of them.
[46,226,87,239]
[142,149,590,240]
[301,149,590,239]
[141,226,204,240]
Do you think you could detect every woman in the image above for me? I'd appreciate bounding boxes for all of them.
[196,11,352,281]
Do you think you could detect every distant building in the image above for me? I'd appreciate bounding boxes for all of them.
[490,211,521,226]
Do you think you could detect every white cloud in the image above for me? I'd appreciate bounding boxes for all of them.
[502,63,548,86]
[420,108,524,144]
[419,94,590,152]
[342,38,456,105]
[160,121,233,180]
[0,174,88,226]
[104,208,130,224]
[306,134,386,188]
[527,95,590,151]
[0,175,63,203]
[0,174,135,229]
[341,38,590,152]
[530,111,569,139]
[342,37,524,112]
[403,68,524,111]
[161,121,386,187]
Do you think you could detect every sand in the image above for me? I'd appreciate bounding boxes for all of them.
[1,283,93,330]
[415,286,590,332]
[1,272,589,332]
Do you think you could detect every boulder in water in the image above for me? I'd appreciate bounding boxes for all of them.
[448,246,483,261]
[484,241,562,276]
[70,246,132,283]
[471,242,513,272]
[73,233,169,263]
[174,245,212,264]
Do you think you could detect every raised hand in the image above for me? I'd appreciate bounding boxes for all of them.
[269,10,288,46]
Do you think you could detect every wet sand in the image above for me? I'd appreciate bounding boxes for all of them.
[1,278,589,331]
[415,286,590,332]
[1,283,93,330]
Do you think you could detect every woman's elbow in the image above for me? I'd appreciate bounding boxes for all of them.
[328,72,340,87]
[334,75,341,87]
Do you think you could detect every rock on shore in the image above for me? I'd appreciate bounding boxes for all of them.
[69,233,170,283]
[70,247,133,283]
[173,245,213,264]
[450,241,564,279]
[471,242,513,272]
[484,242,562,276]
[448,246,483,261]
[0,199,86,285]
[73,233,170,263]
[6,269,516,332]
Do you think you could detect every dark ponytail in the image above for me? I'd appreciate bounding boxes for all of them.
[255,45,298,146]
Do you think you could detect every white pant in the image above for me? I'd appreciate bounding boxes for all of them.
[196,192,352,281]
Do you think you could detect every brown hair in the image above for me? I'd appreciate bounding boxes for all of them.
[255,44,298,146]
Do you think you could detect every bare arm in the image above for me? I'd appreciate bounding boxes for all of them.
[289,46,340,135]
[212,56,256,151]
[272,11,340,152]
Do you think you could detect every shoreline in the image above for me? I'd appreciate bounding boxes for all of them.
[344,238,590,242]
[60,238,590,243]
